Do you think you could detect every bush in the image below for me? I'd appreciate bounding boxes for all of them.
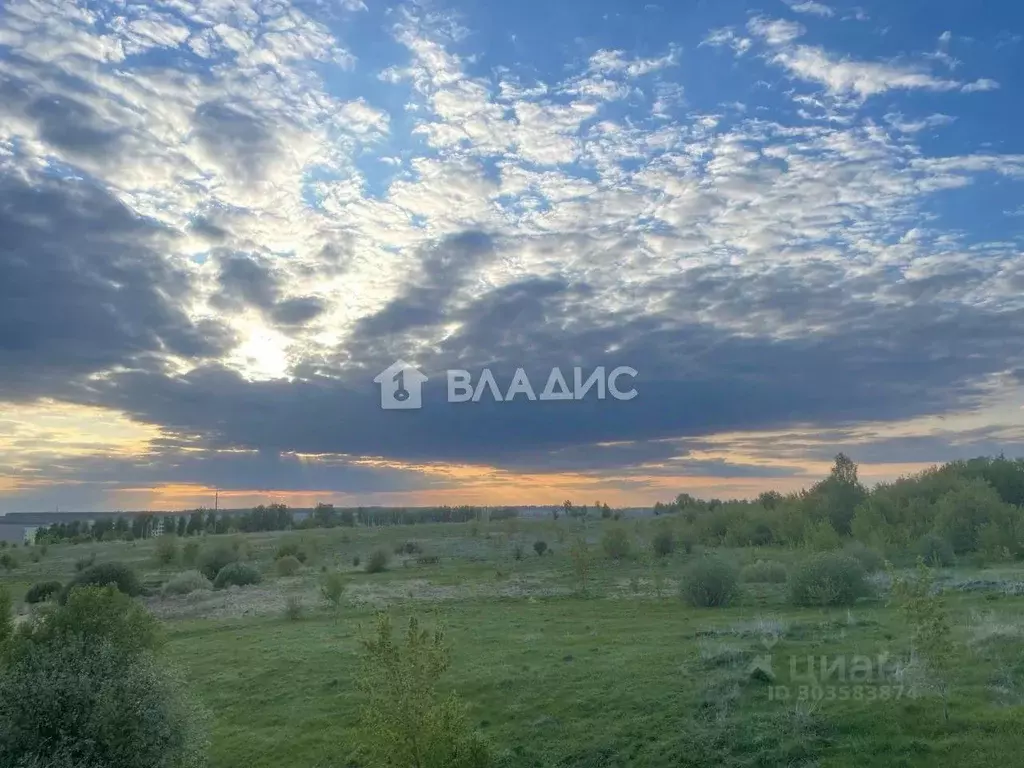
[0,586,11,648]
[843,541,885,573]
[395,541,423,555]
[678,525,697,554]
[357,613,492,768]
[11,586,164,659]
[320,570,346,611]
[652,527,675,557]
[0,637,207,768]
[182,540,200,566]
[365,549,390,574]
[198,544,239,581]
[154,535,179,565]
[284,596,304,621]
[681,556,740,607]
[275,554,302,576]
[24,580,63,604]
[276,542,308,563]
[212,562,262,590]
[790,553,869,606]
[533,540,548,556]
[740,559,788,584]
[353,555,361,568]
[0,552,18,571]
[161,570,213,597]
[74,553,96,572]
[914,532,955,567]
[601,527,632,560]
[62,562,141,602]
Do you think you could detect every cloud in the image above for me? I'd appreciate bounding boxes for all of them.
[1,0,1023,505]
[701,28,752,56]
[962,78,1000,92]
[0,167,234,400]
[786,1,835,17]
[748,17,807,46]
[884,112,956,133]
[770,46,965,97]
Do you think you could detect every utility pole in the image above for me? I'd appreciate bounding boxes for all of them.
[214,489,219,513]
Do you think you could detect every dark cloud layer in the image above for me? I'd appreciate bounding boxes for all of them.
[0,170,234,399]
[62,258,1024,472]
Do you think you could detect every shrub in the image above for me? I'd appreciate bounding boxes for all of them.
[154,535,179,565]
[212,562,262,589]
[843,541,885,573]
[0,552,18,571]
[284,596,304,621]
[790,553,869,607]
[652,527,675,558]
[601,527,632,560]
[0,586,11,648]
[182,540,200,566]
[320,570,346,611]
[11,586,164,659]
[276,555,302,576]
[62,562,141,602]
[276,542,308,563]
[681,556,741,607]
[198,544,239,581]
[161,570,213,597]
[678,525,697,554]
[914,532,955,567]
[740,559,788,584]
[569,536,593,594]
[365,549,390,574]
[0,637,207,768]
[803,519,842,551]
[889,560,955,720]
[74,553,96,572]
[357,613,492,768]
[533,540,548,556]
[394,541,423,555]
[353,555,362,568]
[24,580,63,604]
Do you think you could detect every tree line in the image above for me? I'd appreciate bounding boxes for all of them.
[34,503,521,544]
[651,454,1024,560]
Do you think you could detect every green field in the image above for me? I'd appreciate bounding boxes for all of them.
[4,518,1024,767]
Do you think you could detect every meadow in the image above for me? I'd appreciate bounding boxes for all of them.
[4,511,1024,768]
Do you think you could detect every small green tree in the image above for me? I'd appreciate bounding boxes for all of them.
[154,534,179,565]
[651,526,675,557]
[533,540,548,557]
[569,535,593,594]
[889,559,955,721]
[601,527,631,560]
[0,585,12,649]
[320,570,346,613]
[356,613,491,768]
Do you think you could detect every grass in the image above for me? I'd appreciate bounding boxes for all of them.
[4,520,1024,767]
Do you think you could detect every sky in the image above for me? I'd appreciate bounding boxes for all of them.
[1,0,1023,512]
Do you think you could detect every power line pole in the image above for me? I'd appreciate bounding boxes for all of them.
[214,489,219,513]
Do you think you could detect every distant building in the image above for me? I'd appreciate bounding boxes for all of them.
[0,523,30,544]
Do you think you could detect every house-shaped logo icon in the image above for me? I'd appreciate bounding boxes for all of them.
[373,360,428,410]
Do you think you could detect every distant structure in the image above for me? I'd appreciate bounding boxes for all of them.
[0,511,97,544]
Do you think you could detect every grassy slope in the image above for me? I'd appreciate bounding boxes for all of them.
[4,521,1024,767]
